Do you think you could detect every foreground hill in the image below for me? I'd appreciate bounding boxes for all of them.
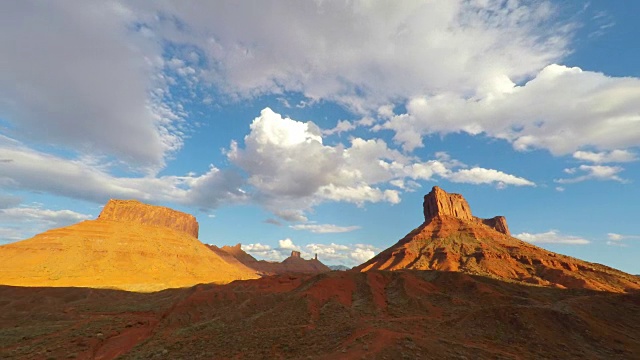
[0,200,258,291]
[209,244,331,275]
[356,187,640,293]
[1,271,638,359]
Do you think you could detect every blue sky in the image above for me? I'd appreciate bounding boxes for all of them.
[1,1,639,271]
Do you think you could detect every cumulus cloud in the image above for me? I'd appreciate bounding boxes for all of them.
[515,230,590,245]
[241,243,283,261]
[556,165,626,184]
[0,204,92,243]
[290,223,361,234]
[384,65,640,156]
[242,238,301,261]
[227,108,410,214]
[573,150,637,164]
[228,108,534,219]
[350,245,379,264]
[278,238,300,251]
[304,243,379,266]
[1,105,534,226]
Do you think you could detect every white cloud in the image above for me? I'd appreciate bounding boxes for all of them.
[242,240,379,266]
[1,105,534,227]
[228,109,534,218]
[0,136,246,209]
[290,223,361,234]
[515,230,590,245]
[573,150,637,164]
[242,238,302,261]
[556,165,626,184]
[241,243,283,261]
[446,168,535,187]
[278,238,300,251]
[0,1,185,168]
[384,65,640,156]
[606,233,640,247]
[306,243,379,266]
[139,0,569,112]
[323,120,356,136]
[0,204,92,243]
[350,244,379,263]
[227,108,410,213]
[242,243,272,252]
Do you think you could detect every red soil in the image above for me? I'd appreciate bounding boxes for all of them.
[2,271,639,359]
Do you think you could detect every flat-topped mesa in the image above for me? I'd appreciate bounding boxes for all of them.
[291,251,301,258]
[423,186,473,221]
[98,199,199,238]
[423,186,510,236]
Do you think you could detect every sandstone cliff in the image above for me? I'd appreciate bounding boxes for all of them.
[0,200,258,291]
[423,186,510,235]
[99,199,199,238]
[358,186,640,293]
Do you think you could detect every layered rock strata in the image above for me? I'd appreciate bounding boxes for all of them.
[0,200,258,291]
[99,199,199,238]
[358,186,640,293]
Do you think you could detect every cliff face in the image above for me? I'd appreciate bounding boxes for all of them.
[423,186,510,235]
[98,199,199,238]
[0,200,258,291]
[357,186,640,293]
[423,186,473,221]
[480,216,510,237]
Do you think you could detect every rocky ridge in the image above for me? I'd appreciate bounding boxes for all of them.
[210,244,331,275]
[357,186,640,293]
[423,186,510,235]
[99,199,199,238]
[0,200,258,291]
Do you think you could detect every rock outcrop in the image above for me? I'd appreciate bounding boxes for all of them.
[423,186,510,235]
[99,199,199,238]
[357,187,640,293]
[423,186,473,221]
[211,245,331,275]
[480,216,510,236]
[0,200,258,291]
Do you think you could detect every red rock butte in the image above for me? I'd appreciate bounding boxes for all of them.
[99,199,199,238]
[423,186,510,235]
[0,199,258,291]
[357,186,640,293]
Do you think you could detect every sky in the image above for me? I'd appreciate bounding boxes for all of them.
[0,1,638,271]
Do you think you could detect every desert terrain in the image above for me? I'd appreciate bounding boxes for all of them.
[1,188,639,359]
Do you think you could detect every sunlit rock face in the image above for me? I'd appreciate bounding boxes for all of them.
[0,200,258,291]
[358,187,640,293]
[99,199,199,238]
